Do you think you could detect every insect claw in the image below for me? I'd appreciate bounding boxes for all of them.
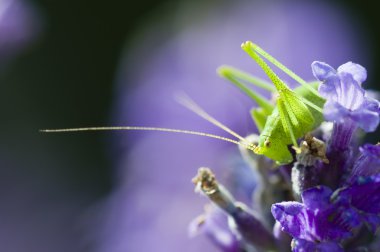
[249,143,257,151]
[253,145,261,153]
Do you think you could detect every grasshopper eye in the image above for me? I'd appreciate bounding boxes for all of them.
[264,139,271,147]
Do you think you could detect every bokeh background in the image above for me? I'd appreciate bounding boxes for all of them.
[1,0,380,251]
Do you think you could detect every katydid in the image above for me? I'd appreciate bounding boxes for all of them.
[219,41,325,164]
[42,41,325,165]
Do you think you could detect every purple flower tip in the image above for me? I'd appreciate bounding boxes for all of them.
[337,61,367,84]
[271,202,303,239]
[311,61,337,82]
[312,61,380,132]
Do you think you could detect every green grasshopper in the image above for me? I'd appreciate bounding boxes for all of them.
[42,41,325,165]
[218,41,325,164]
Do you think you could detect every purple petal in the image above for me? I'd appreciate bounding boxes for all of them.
[271,202,304,239]
[301,186,332,210]
[323,100,379,132]
[292,238,343,252]
[311,61,337,82]
[350,144,380,178]
[317,204,360,241]
[318,78,340,100]
[301,187,359,242]
[354,98,380,132]
[323,101,348,123]
[337,72,365,110]
[312,61,341,101]
[334,175,380,232]
[271,201,339,242]
[341,174,380,214]
[337,62,367,84]
[350,108,379,132]
[363,96,380,113]
[360,144,380,161]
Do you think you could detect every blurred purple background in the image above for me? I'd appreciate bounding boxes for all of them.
[0,0,40,67]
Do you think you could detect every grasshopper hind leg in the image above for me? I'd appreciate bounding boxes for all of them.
[277,97,298,148]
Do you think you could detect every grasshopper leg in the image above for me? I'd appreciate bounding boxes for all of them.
[277,97,299,148]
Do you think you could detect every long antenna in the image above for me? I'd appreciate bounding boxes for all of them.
[175,93,251,145]
[40,126,255,151]
[41,93,256,151]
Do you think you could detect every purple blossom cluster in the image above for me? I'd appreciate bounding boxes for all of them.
[191,62,380,252]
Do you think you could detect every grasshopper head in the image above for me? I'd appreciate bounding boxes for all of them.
[254,135,294,164]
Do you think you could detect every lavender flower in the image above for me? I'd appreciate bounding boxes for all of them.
[311,61,379,134]
[273,174,380,251]
[271,61,380,250]
[310,62,380,188]
[272,186,359,251]
[194,57,380,251]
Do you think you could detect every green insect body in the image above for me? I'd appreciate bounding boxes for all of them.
[219,41,326,164]
[255,83,325,164]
